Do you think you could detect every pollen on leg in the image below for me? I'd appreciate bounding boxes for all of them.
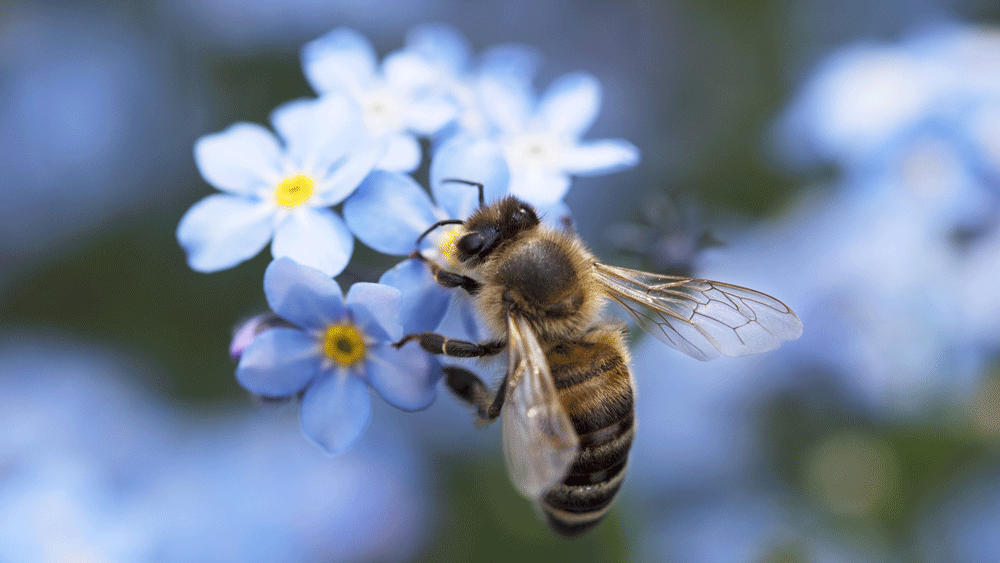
[322,323,367,367]
[274,174,316,208]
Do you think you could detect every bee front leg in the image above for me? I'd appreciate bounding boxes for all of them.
[393,332,504,358]
[442,366,506,422]
[410,252,481,295]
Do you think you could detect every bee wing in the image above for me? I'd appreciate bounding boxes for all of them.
[501,314,579,500]
[593,262,803,361]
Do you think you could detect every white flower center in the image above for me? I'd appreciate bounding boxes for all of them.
[361,88,404,134]
[505,133,562,171]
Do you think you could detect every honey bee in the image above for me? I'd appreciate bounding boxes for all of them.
[394,181,803,536]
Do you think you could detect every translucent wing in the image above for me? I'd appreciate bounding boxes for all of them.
[501,314,579,500]
[593,262,803,361]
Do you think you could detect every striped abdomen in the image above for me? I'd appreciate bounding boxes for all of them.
[541,334,635,537]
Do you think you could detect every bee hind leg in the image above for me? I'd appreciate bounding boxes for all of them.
[442,366,505,422]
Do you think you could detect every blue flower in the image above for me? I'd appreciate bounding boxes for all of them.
[176,95,383,276]
[235,258,437,455]
[301,27,458,172]
[400,23,543,141]
[478,71,641,206]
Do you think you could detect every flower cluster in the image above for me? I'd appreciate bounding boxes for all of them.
[176,23,640,454]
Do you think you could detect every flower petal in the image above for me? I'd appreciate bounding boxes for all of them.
[538,72,601,138]
[478,75,533,134]
[235,327,320,397]
[378,133,422,172]
[312,137,387,206]
[300,370,372,456]
[404,97,458,136]
[560,138,640,175]
[430,133,510,218]
[271,208,354,277]
[343,171,437,255]
[271,95,364,173]
[176,194,274,272]
[366,344,438,411]
[480,43,543,86]
[345,282,403,343]
[508,169,571,206]
[406,23,471,75]
[263,257,345,332]
[379,258,452,334]
[194,123,283,195]
[383,50,436,92]
[301,27,376,96]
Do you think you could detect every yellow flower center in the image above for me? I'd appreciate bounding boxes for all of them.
[438,226,461,268]
[274,174,315,208]
[321,323,366,367]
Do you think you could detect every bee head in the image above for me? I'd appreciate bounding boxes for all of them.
[457,196,540,263]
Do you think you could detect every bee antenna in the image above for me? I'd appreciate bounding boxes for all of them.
[441,178,485,208]
[417,219,465,245]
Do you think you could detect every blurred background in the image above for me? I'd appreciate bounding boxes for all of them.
[3,0,1000,561]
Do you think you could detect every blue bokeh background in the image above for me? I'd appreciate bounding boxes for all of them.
[3,0,999,561]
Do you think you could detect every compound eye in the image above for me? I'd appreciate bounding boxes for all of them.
[457,232,485,256]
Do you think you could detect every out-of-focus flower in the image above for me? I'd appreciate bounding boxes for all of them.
[176,95,383,276]
[775,24,1000,170]
[143,408,433,563]
[235,258,437,454]
[0,335,433,562]
[401,23,543,140]
[479,71,640,206]
[637,491,890,563]
[301,27,458,172]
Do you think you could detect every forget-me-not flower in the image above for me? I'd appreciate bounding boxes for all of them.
[400,23,543,141]
[235,258,437,455]
[301,27,458,172]
[177,95,383,276]
[478,70,640,206]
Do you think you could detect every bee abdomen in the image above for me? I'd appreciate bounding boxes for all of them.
[543,379,635,537]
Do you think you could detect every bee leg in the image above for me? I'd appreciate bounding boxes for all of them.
[409,252,481,295]
[393,333,504,358]
[442,366,504,422]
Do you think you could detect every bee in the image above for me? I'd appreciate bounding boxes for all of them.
[394,180,803,536]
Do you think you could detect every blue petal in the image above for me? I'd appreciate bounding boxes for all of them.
[312,137,387,206]
[378,133,422,173]
[480,43,543,86]
[271,95,364,173]
[508,169,571,207]
[366,343,438,411]
[430,133,510,218]
[271,207,354,277]
[379,259,452,334]
[176,194,274,272]
[263,257,345,332]
[343,170,437,255]
[194,123,283,195]
[479,75,533,134]
[301,27,376,95]
[406,23,472,75]
[345,282,403,343]
[538,72,601,138]
[300,370,372,456]
[560,139,640,175]
[236,327,320,397]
